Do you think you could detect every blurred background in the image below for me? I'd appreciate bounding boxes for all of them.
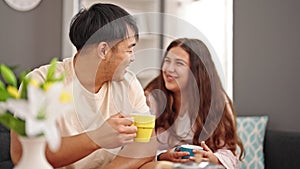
[0,0,300,132]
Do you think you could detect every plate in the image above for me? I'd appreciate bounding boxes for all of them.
[174,162,209,169]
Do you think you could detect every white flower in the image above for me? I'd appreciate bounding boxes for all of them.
[6,83,72,152]
[0,102,7,115]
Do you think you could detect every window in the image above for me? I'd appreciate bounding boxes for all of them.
[165,0,233,99]
[62,0,233,98]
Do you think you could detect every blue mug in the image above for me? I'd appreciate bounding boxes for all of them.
[177,144,203,159]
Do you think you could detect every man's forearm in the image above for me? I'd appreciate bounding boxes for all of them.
[103,133,157,169]
[102,156,154,169]
[46,133,99,168]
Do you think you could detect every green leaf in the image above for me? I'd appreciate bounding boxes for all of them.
[53,73,65,83]
[20,77,30,100]
[0,89,12,101]
[0,80,5,90]
[0,64,17,87]
[46,58,58,82]
[19,71,28,82]
[0,113,26,136]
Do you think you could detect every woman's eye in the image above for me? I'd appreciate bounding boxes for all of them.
[176,62,184,66]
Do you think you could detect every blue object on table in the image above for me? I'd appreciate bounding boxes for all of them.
[176,144,203,159]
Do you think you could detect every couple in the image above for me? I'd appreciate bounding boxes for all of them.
[10,3,244,169]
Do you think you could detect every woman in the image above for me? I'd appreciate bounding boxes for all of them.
[144,38,244,168]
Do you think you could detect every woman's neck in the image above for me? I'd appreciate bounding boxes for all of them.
[174,91,189,116]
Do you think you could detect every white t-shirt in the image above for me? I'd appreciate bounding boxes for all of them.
[28,57,149,169]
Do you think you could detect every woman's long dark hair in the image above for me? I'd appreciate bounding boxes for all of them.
[145,38,244,160]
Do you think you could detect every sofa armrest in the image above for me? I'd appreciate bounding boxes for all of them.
[264,129,300,169]
[0,161,14,169]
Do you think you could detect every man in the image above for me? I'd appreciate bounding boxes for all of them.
[11,3,156,169]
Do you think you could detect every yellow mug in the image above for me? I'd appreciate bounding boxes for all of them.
[132,114,155,142]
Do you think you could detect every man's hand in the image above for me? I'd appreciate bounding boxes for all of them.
[87,113,137,149]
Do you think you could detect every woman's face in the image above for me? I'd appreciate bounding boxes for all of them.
[162,46,191,93]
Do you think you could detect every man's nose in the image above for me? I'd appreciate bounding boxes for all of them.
[130,53,135,62]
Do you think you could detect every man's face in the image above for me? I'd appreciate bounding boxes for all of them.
[105,29,136,81]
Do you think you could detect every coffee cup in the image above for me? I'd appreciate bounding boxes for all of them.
[132,114,155,142]
[177,144,203,159]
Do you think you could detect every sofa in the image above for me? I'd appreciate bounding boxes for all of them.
[264,129,300,169]
[237,116,300,169]
[1,121,300,169]
[0,123,13,169]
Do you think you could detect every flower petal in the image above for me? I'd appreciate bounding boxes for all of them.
[45,83,72,120]
[6,99,30,120]
[25,118,44,137]
[46,83,64,101]
[44,123,61,152]
[28,84,46,117]
[0,102,7,114]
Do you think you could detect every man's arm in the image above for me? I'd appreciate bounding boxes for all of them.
[101,155,154,169]
[11,131,99,168]
[102,131,157,169]
[11,113,137,168]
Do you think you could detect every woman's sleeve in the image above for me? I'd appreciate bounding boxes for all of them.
[156,150,167,161]
[214,148,239,169]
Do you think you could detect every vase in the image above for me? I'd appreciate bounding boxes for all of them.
[14,136,53,169]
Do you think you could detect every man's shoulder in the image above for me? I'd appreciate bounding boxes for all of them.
[28,57,73,81]
[124,70,137,82]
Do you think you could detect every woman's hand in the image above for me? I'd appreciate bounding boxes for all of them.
[192,141,221,165]
[158,147,191,163]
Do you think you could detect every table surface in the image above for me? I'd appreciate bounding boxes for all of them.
[173,162,225,169]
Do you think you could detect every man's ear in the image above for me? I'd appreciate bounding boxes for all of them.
[97,42,109,60]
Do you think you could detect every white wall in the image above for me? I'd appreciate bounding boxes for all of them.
[62,0,232,93]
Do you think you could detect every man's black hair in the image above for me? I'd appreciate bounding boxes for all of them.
[69,3,139,50]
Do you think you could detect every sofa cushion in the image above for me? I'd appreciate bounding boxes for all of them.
[264,130,300,169]
[0,161,13,169]
[237,116,268,169]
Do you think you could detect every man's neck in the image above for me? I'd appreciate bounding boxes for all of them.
[73,52,107,93]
